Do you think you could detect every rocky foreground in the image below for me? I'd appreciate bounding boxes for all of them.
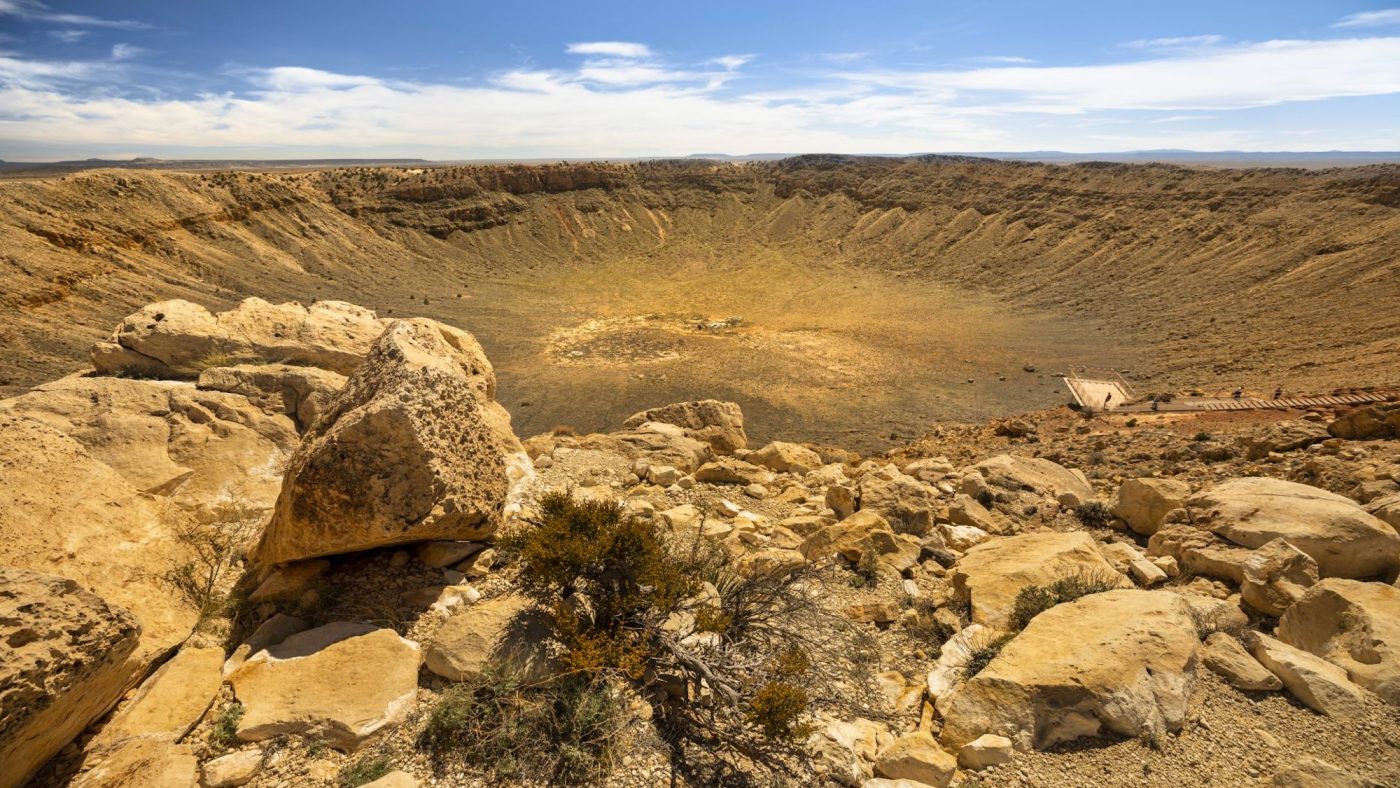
[2,299,1398,788]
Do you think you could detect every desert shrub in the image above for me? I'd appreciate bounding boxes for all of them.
[339,755,393,787]
[975,488,996,508]
[1073,500,1113,528]
[209,702,244,751]
[848,547,880,587]
[903,596,954,651]
[496,492,876,781]
[420,670,622,783]
[1126,418,1138,428]
[164,490,263,621]
[962,633,1014,678]
[1007,571,1122,632]
[1193,431,1212,442]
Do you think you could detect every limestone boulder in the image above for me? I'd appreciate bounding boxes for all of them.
[1239,421,1330,460]
[1111,478,1190,536]
[93,298,388,379]
[95,645,224,745]
[1365,493,1400,532]
[1202,632,1282,691]
[1277,579,1400,704]
[971,455,1093,502]
[0,569,142,788]
[958,734,1014,770]
[1328,404,1400,440]
[0,375,296,520]
[693,457,775,486]
[1186,477,1400,578]
[254,319,528,564]
[858,472,940,535]
[0,416,198,669]
[1248,633,1368,718]
[622,399,747,453]
[1148,526,1253,583]
[424,595,560,684]
[806,716,891,786]
[939,590,1200,751]
[748,441,822,474]
[1271,756,1382,788]
[578,424,711,474]
[951,531,1129,631]
[200,749,264,787]
[197,363,347,431]
[873,732,956,787]
[229,623,421,750]
[1241,539,1318,616]
[69,736,199,788]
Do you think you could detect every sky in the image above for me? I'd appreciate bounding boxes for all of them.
[1,1,1399,160]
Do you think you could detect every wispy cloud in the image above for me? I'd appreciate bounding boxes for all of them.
[565,41,653,59]
[970,55,1035,64]
[48,28,86,43]
[110,43,144,60]
[820,51,869,63]
[0,0,150,29]
[1122,34,1224,49]
[711,54,754,71]
[1334,9,1400,28]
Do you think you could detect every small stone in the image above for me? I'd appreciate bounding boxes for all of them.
[201,749,264,787]
[958,734,1014,770]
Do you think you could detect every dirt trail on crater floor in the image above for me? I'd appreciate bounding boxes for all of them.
[1,156,1395,450]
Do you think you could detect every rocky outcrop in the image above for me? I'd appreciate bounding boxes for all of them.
[1202,632,1282,691]
[92,298,388,379]
[1248,633,1368,718]
[621,399,748,454]
[424,595,560,684]
[970,455,1093,503]
[1111,478,1190,536]
[0,569,142,788]
[872,732,956,787]
[253,319,528,564]
[1241,539,1319,616]
[858,471,940,535]
[747,441,822,473]
[939,590,1200,751]
[197,363,347,431]
[1328,404,1400,440]
[1186,477,1400,578]
[1277,579,1400,704]
[951,531,1129,631]
[228,623,421,751]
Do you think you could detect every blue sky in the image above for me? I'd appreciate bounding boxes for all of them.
[1,1,1398,159]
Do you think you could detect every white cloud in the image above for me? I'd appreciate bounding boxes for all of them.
[711,54,753,71]
[971,55,1035,64]
[48,29,86,43]
[110,43,144,60]
[821,51,869,63]
[1122,34,1224,49]
[1,35,1398,157]
[0,0,150,29]
[565,41,653,59]
[1334,9,1400,28]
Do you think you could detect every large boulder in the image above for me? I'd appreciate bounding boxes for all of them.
[92,298,388,378]
[939,590,1200,751]
[621,399,747,453]
[0,569,142,788]
[253,319,528,564]
[1277,579,1400,704]
[1111,478,1189,536]
[1248,632,1368,718]
[424,595,560,684]
[197,364,347,431]
[0,416,198,668]
[1239,421,1330,460]
[0,375,296,521]
[970,455,1093,502]
[748,441,822,474]
[1240,539,1319,617]
[872,732,956,787]
[94,646,225,746]
[228,623,421,751]
[951,531,1129,631]
[1186,477,1400,578]
[1328,404,1400,440]
[858,472,940,535]
[578,424,711,474]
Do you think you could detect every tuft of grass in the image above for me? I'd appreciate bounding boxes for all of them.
[1007,571,1122,633]
[962,633,1014,679]
[746,681,814,742]
[209,702,244,751]
[1073,500,1113,528]
[339,755,393,787]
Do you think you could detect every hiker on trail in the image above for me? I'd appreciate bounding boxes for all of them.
[1233,387,1243,400]
[1104,392,1113,409]
[1274,386,1283,399]
[1151,396,1160,412]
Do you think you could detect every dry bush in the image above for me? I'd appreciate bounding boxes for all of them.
[1007,570,1122,633]
[163,489,263,620]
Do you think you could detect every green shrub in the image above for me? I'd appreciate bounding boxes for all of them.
[746,681,813,741]
[339,755,393,787]
[1193,431,1212,442]
[420,670,622,783]
[962,633,1014,678]
[1007,571,1122,632]
[209,702,244,751]
[1073,500,1113,528]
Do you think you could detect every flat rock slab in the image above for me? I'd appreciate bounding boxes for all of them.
[97,645,224,745]
[229,622,421,751]
[940,589,1200,751]
[1248,632,1368,718]
[952,531,1129,631]
[1278,579,1400,705]
[424,595,559,684]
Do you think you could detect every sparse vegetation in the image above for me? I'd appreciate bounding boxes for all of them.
[339,755,394,787]
[1007,571,1122,633]
[209,702,244,751]
[962,633,1014,678]
[1073,500,1113,528]
[163,490,263,621]
[1194,431,1213,442]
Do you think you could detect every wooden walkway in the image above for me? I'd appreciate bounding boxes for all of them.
[1109,391,1396,414]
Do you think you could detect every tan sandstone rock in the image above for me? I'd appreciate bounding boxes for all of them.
[873,732,957,787]
[971,454,1093,502]
[1248,632,1368,718]
[952,531,1130,631]
[1277,579,1400,704]
[1111,478,1190,536]
[69,735,199,788]
[197,363,347,431]
[939,590,1200,751]
[748,440,823,473]
[95,645,224,745]
[621,399,748,454]
[1186,477,1400,578]
[253,319,527,564]
[0,569,142,788]
[229,623,421,750]
[1241,539,1319,616]
[424,595,560,684]
[1202,632,1283,691]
